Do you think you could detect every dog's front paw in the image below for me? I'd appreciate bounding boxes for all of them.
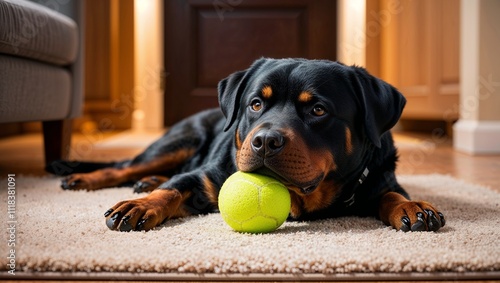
[380,192,445,232]
[133,176,169,193]
[390,201,445,232]
[104,189,186,232]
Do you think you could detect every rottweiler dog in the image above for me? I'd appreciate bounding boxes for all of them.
[47,58,445,232]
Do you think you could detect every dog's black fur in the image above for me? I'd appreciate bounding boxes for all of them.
[48,58,445,232]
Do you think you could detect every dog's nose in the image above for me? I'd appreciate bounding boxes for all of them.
[251,130,285,157]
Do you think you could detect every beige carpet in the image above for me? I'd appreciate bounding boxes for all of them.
[1,174,499,280]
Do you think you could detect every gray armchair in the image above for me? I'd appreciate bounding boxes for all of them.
[0,0,84,165]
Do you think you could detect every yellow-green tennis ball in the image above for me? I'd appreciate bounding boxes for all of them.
[218,171,291,233]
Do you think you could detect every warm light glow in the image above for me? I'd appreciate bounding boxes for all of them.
[337,0,366,66]
[133,0,164,130]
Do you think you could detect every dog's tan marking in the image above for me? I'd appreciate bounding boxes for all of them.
[289,179,340,217]
[345,127,353,155]
[261,85,273,99]
[202,175,218,206]
[298,91,313,103]
[236,126,262,171]
[235,128,243,150]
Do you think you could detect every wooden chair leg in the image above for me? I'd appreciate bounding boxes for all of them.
[42,119,72,166]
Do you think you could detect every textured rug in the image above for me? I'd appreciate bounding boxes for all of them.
[1,174,499,280]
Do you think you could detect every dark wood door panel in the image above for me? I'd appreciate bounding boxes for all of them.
[164,0,336,126]
[197,9,307,87]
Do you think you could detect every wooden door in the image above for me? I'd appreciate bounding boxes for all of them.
[379,0,460,121]
[82,0,135,130]
[164,0,337,126]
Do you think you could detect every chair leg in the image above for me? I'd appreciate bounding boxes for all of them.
[42,119,72,166]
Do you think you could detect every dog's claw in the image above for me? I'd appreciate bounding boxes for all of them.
[425,209,441,232]
[106,212,121,230]
[438,212,446,227]
[136,218,147,231]
[411,219,426,231]
[410,212,426,231]
[104,209,113,217]
[401,216,411,232]
[119,216,133,232]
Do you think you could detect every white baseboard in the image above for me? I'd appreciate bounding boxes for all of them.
[453,120,500,154]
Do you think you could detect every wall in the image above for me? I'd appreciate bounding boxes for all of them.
[453,0,500,154]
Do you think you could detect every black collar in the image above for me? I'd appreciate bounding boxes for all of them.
[342,142,375,207]
[343,167,369,207]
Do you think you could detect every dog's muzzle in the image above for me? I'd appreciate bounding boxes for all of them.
[239,128,323,193]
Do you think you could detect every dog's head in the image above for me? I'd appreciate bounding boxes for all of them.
[218,58,406,216]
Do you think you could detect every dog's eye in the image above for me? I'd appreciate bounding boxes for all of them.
[250,99,263,112]
[312,105,326,117]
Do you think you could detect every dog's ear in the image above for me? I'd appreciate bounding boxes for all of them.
[218,70,247,131]
[350,66,406,148]
[218,58,268,131]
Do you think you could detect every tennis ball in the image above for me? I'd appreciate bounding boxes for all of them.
[218,171,291,233]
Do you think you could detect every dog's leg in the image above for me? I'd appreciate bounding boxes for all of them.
[61,148,195,191]
[59,112,220,191]
[104,166,229,231]
[378,191,446,232]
